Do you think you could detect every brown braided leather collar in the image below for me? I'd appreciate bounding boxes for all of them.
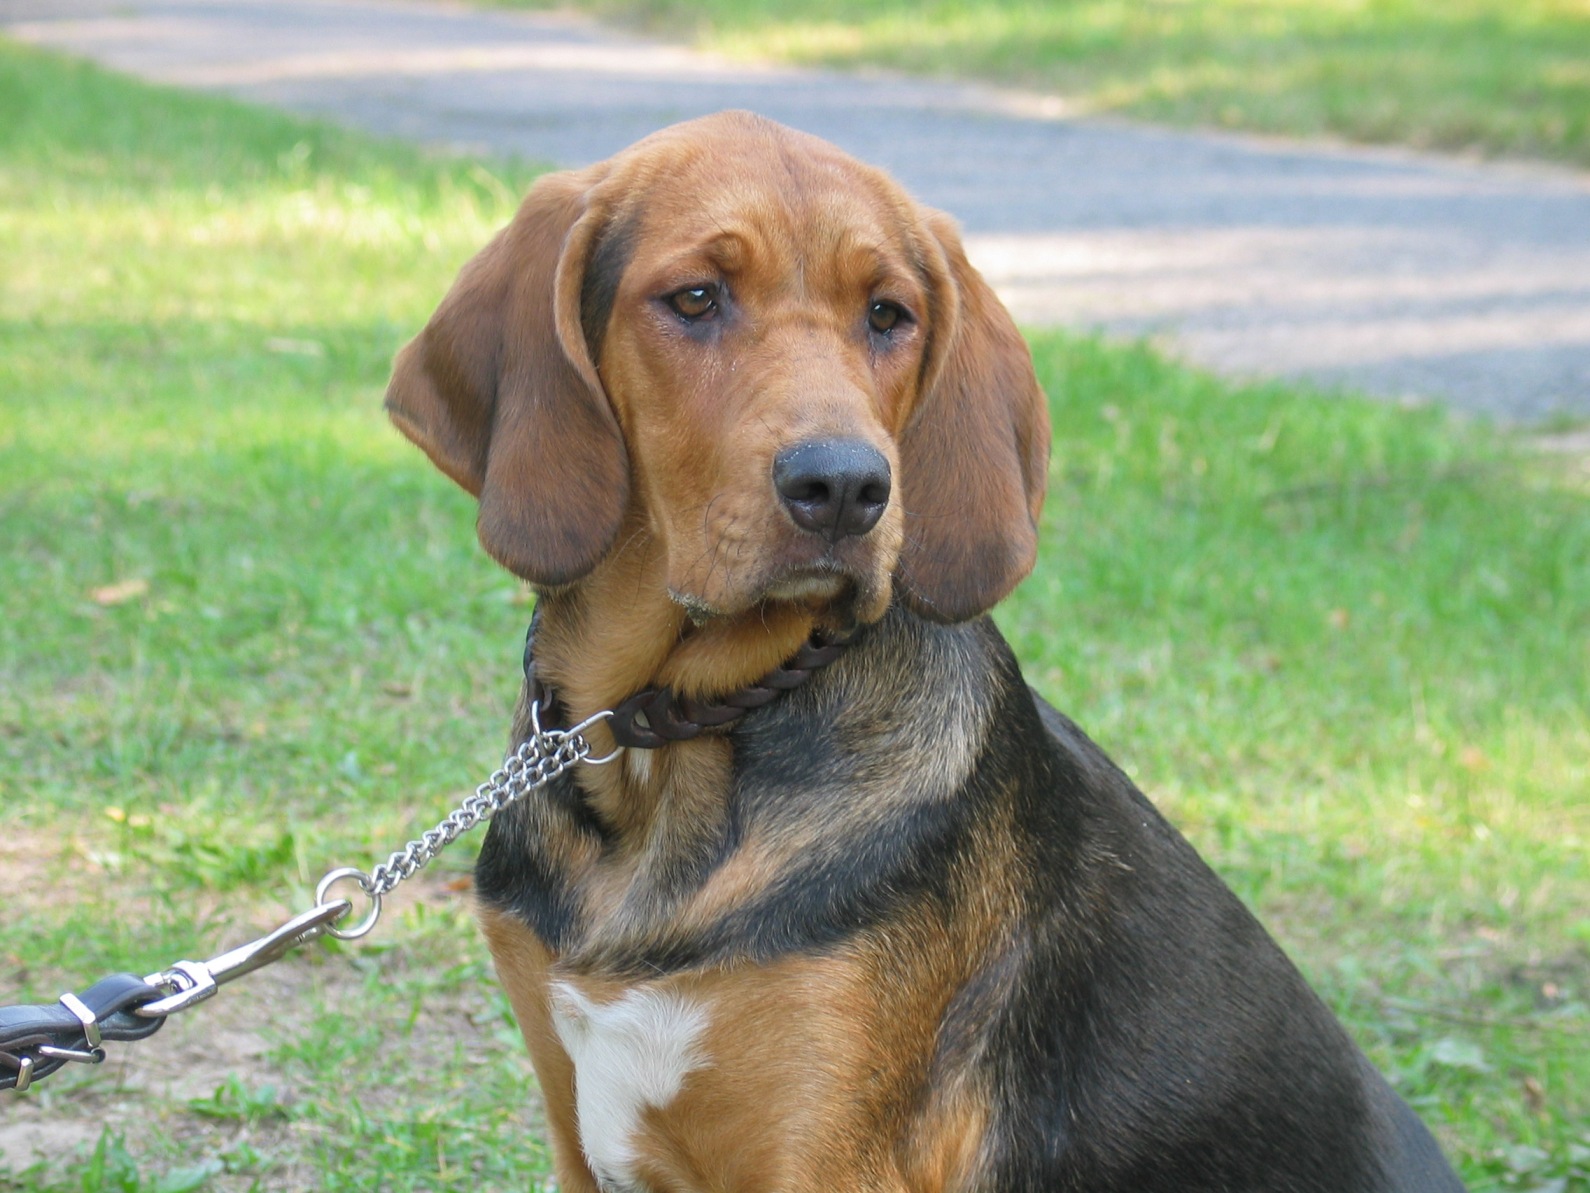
[522,614,857,750]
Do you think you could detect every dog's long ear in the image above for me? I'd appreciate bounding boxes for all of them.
[896,211,1050,623]
[385,167,629,587]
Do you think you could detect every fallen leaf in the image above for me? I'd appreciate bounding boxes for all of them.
[1522,1073,1547,1115]
[90,578,148,606]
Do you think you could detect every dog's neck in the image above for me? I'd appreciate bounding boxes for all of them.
[529,524,827,726]
[527,515,833,828]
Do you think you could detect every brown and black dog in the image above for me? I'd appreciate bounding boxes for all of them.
[385,111,1465,1193]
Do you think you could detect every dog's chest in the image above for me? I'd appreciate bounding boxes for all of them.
[549,980,711,1190]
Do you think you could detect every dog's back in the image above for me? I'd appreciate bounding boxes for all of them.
[1018,685,1464,1191]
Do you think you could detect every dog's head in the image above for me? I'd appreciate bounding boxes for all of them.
[387,111,1048,626]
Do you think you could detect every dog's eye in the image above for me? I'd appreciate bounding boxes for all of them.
[868,301,905,334]
[668,286,719,321]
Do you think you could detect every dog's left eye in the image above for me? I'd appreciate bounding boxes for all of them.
[868,301,905,334]
[668,286,719,321]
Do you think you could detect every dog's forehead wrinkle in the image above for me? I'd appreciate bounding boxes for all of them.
[646,154,900,253]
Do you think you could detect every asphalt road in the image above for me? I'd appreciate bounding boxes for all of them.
[7,0,1590,419]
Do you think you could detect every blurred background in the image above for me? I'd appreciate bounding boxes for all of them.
[1,1,1586,1189]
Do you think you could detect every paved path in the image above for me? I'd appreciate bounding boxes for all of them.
[7,0,1590,419]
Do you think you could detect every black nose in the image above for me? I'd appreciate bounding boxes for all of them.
[773,439,892,542]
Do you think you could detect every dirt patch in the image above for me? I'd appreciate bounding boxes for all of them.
[0,1122,104,1178]
[0,825,73,912]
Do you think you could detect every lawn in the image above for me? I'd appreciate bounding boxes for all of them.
[478,0,1590,167]
[1,38,1587,1193]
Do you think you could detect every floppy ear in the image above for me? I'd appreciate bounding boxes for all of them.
[385,167,630,587]
[896,211,1051,623]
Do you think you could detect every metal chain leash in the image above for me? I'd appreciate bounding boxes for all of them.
[0,704,613,1094]
[313,705,616,939]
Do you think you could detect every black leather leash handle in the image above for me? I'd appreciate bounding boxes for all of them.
[1,898,355,1094]
[0,974,167,1092]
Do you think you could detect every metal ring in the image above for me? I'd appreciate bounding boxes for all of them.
[315,867,382,941]
[569,709,622,765]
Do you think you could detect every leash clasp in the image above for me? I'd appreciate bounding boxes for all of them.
[135,900,352,1017]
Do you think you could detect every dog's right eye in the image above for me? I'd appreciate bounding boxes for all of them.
[667,286,719,321]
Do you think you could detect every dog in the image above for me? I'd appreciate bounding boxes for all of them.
[385,110,1465,1192]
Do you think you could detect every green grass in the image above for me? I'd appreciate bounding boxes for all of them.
[1,38,1587,1193]
[480,0,1590,166]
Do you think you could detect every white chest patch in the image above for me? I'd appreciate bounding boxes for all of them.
[549,980,711,1189]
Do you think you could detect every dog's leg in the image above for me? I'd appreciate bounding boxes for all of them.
[479,907,605,1193]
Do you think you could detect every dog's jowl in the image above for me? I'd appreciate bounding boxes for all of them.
[387,111,1465,1192]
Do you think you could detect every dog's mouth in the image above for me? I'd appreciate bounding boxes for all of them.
[763,564,850,602]
[665,504,901,626]
[670,559,880,626]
